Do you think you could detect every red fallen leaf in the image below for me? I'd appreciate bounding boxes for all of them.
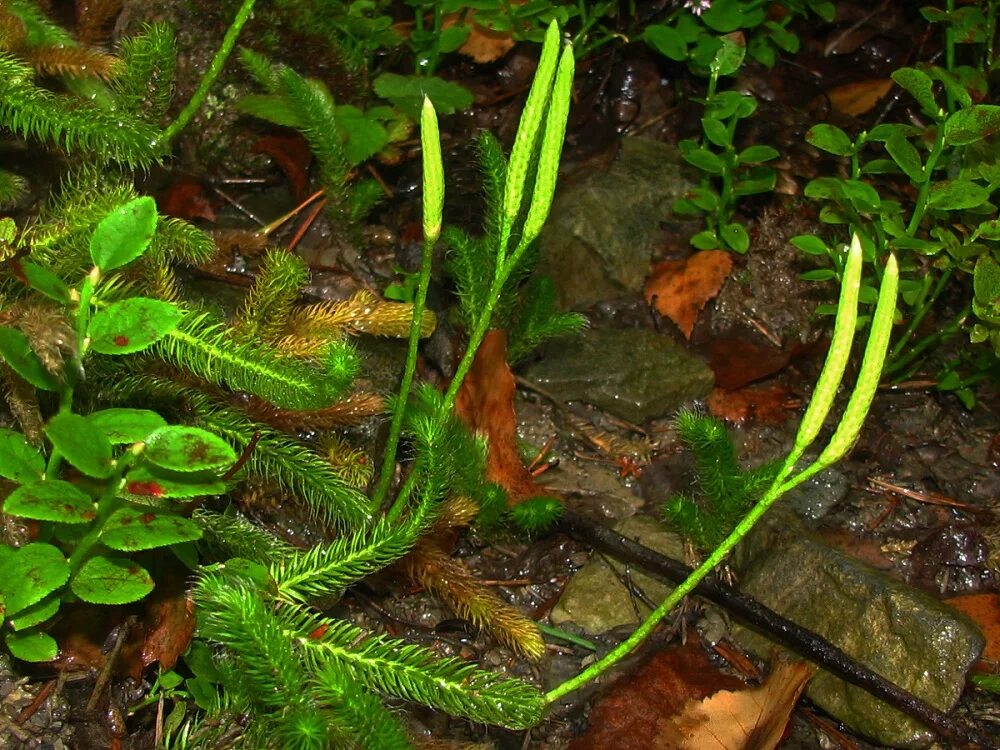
[139,571,196,675]
[707,336,792,391]
[570,638,812,750]
[252,134,313,200]
[157,176,217,222]
[645,251,732,339]
[665,657,813,749]
[707,385,797,426]
[826,79,893,117]
[454,329,544,504]
[946,593,1000,669]
[569,639,746,750]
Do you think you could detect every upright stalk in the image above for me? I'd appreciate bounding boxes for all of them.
[159,0,258,148]
[547,243,899,704]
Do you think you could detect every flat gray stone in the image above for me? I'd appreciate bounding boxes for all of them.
[731,508,985,748]
[521,327,714,423]
[538,137,692,309]
[551,515,685,632]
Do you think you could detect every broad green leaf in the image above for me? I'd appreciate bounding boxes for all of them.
[19,261,69,303]
[89,197,158,272]
[679,143,724,174]
[87,409,167,445]
[373,73,473,119]
[801,269,837,281]
[8,594,60,630]
[702,0,745,33]
[891,67,939,116]
[721,222,750,253]
[765,21,799,53]
[100,508,202,551]
[791,235,829,256]
[927,179,990,210]
[335,105,390,166]
[88,298,183,355]
[0,326,59,391]
[840,179,881,212]
[690,230,720,249]
[819,205,848,224]
[806,124,853,156]
[4,480,95,524]
[944,105,1000,145]
[737,144,779,164]
[71,555,154,604]
[861,159,903,175]
[0,428,44,483]
[974,255,1000,304]
[123,465,227,499]
[976,219,1000,240]
[891,236,944,255]
[710,32,746,77]
[0,543,69,617]
[437,24,470,53]
[701,117,730,147]
[929,66,972,109]
[672,198,703,215]
[733,167,776,196]
[643,24,687,61]
[803,177,843,200]
[866,123,922,141]
[885,132,923,182]
[706,90,745,120]
[44,412,114,479]
[686,187,719,212]
[143,426,237,473]
[5,630,58,662]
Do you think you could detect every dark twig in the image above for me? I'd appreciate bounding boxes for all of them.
[558,509,998,750]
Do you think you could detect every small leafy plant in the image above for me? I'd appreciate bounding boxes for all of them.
[671,32,779,253]
[793,1,1000,405]
[0,198,236,662]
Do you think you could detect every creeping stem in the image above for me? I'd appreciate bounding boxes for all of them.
[159,0,258,148]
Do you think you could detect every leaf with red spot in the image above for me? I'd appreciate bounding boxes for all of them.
[143,426,238,473]
[123,464,227,499]
[100,508,202,551]
[3,479,96,524]
[88,297,183,355]
[71,555,154,605]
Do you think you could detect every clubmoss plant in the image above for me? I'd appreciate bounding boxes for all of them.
[547,235,899,702]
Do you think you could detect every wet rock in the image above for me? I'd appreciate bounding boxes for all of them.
[730,508,985,748]
[537,137,693,310]
[780,459,850,522]
[551,515,685,632]
[521,328,714,424]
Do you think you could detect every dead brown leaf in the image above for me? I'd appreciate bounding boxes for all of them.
[645,251,732,339]
[457,20,515,63]
[661,657,814,750]
[570,640,813,750]
[826,79,893,117]
[946,593,1000,669]
[454,329,543,503]
[707,385,797,426]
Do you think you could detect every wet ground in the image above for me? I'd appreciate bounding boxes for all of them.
[2,0,1000,748]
